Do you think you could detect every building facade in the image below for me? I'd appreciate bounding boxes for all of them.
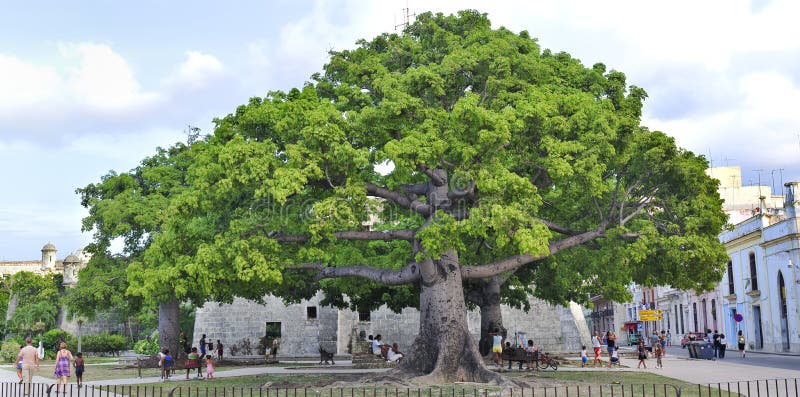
[719,182,800,353]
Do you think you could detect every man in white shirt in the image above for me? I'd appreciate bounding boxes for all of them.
[386,343,404,362]
[372,334,385,356]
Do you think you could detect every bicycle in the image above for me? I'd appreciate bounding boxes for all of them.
[537,352,559,370]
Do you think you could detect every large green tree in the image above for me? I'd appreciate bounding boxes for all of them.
[79,10,728,383]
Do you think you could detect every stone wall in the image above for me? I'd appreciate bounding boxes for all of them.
[193,292,339,356]
[194,293,590,357]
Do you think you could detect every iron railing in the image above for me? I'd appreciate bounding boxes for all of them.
[2,378,797,397]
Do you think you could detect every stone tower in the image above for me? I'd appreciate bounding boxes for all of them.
[62,254,82,286]
[41,242,57,272]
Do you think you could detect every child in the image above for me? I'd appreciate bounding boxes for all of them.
[580,346,588,368]
[654,344,663,369]
[15,346,23,383]
[637,341,648,369]
[205,354,215,379]
[525,339,537,370]
[162,349,173,380]
[74,352,85,387]
[610,346,620,368]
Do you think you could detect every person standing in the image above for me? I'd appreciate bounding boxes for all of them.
[591,330,603,367]
[185,347,201,380]
[199,334,207,357]
[666,330,672,346]
[74,352,85,388]
[654,344,664,369]
[17,338,40,395]
[271,337,279,359]
[54,342,74,394]
[712,330,720,358]
[606,331,616,363]
[488,328,503,368]
[718,334,727,359]
[737,330,746,358]
[216,339,223,360]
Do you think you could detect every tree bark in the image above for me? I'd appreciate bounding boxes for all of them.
[158,297,181,359]
[477,278,506,357]
[395,252,504,384]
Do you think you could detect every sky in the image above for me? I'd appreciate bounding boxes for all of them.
[1,0,799,261]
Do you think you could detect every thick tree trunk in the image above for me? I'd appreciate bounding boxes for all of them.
[396,252,504,384]
[478,278,506,357]
[158,298,181,359]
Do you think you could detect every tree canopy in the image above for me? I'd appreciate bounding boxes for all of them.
[77,10,728,383]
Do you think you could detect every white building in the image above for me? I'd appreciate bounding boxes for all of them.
[719,182,800,352]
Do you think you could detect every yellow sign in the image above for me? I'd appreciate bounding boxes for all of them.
[639,315,663,321]
[638,309,663,316]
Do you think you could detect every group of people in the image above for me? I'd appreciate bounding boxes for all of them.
[368,334,404,363]
[160,333,223,380]
[586,330,667,369]
[15,337,85,394]
[488,328,539,370]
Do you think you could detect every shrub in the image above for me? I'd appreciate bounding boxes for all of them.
[134,331,160,355]
[0,341,21,363]
[41,328,77,351]
[82,332,128,355]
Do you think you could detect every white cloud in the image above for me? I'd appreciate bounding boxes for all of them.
[166,50,224,90]
[0,54,63,109]
[59,43,160,110]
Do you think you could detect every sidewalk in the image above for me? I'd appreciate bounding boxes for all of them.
[2,354,798,388]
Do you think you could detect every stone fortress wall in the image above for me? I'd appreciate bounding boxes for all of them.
[193,292,592,357]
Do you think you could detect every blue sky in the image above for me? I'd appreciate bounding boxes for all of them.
[1,0,799,260]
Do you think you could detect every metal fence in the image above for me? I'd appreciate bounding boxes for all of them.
[2,379,798,397]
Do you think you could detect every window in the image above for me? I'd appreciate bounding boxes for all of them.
[307,306,317,320]
[711,299,717,322]
[727,261,735,295]
[265,322,281,339]
[749,253,759,291]
[692,302,698,331]
[358,310,371,322]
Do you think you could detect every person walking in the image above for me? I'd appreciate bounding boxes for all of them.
[580,345,588,368]
[74,352,85,388]
[185,347,202,380]
[199,334,207,357]
[637,341,648,369]
[15,346,23,383]
[591,330,603,367]
[718,334,727,359]
[737,330,746,358]
[270,337,279,360]
[654,344,664,369]
[205,355,215,379]
[17,338,40,395]
[54,342,74,394]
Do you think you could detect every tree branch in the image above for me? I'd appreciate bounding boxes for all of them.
[418,165,446,186]
[539,219,578,236]
[366,183,432,216]
[460,227,607,279]
[401,184,428,196]
[274,230,416,243]
[291,262,422,285]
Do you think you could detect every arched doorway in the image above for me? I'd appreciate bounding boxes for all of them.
[779,271,790,351]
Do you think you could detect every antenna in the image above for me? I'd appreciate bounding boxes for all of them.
[394,2,416,31]
[754,169,764,198]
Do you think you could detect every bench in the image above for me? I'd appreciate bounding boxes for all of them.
[500,348,536,370]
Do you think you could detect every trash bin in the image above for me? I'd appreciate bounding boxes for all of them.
[691,341,715,360]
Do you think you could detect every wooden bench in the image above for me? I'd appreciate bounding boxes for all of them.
[500,348,536,370]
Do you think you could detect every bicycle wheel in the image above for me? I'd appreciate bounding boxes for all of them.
[550,361,559,371]
[537,358,549,370]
